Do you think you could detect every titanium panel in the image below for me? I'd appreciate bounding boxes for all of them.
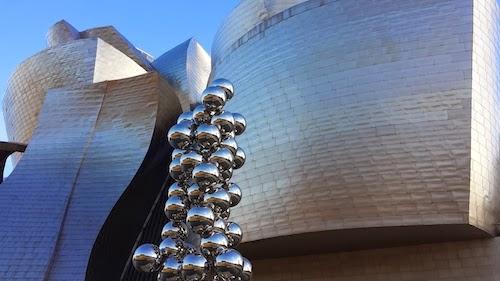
[3,38,146,164]
[152,38,211,111]
[211,0,476,243]
[46,73,181,280]
[469,0,500,234]
[0,88,105,280]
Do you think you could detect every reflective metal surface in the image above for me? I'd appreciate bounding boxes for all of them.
[161,221,188,241]
[152,38,211,111]
[214,249,244,280]
[132,244,162,273]
[209,0,491,249]
[133,81,251,280]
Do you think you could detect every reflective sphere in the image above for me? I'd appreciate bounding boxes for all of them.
[186,206,215,235]
[132,243,161,272]
[209,148,234,171]
[225,222,243,247]
[211,78,234,100]
[215,249,244,280]
[187,182,205,204]
[203,188,231,213]
[181,253,208,281]
[201,86,227,114]
[161,221,188,241]
[192,104,211,124]
[167,121,192,149]
[242,257,253,281]
[167,182,186,198]
[169,157,186,182]
[232,113,247,135]
[220,138,238,155]
[159,237,182,257]
[233,147,246,169]
[171,148,186,160]
[177,111,193,123]
[195,124,221,151]
[227,183,242,207]
[192,162,220,189]
[211,111,235,137]
[219,167,233,183]
[180,151,203,172]
[158,257,182,281]
[212,218,227,233]
[200,232,229,257]
[164,196,187,221]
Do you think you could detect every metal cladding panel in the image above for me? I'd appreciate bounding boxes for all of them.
[3,38,99,147]
[211,0,476,243]
[3,37,147,165]
[0,88,105,280]
[152,38,211,111]
[469,0,500,234]
[80,26,152,71]
[211,0,308,64]
[46,73,180,280]
[46,20,80,47]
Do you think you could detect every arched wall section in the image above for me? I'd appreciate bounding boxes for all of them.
[211,0,477,244]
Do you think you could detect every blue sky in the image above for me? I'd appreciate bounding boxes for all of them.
[0,0,239,175]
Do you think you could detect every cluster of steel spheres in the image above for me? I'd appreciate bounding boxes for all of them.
[132,79,252,281]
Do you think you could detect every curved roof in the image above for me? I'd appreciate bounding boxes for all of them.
[211,0,307,63]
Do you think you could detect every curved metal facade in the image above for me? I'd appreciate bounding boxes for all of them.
[211,0,485,243]
[3,37,147,161]
[152,38,211,111]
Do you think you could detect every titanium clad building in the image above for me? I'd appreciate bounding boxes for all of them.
[2,0,500,280]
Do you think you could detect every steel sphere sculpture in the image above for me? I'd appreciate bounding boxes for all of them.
[132,79,252,281]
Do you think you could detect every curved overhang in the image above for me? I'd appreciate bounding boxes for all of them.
[210,0,491,252]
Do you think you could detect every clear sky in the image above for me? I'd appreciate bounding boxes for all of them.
[0,0,239,175]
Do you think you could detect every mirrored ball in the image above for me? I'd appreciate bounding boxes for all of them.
[209,147,234,171]
[215,249,244,280]
[210,78,234,100]
[177,111,193,123]
[203,188,231,213]
[242,257,253,281]
[159,237,182,257]
[232,113,246,135]
[164,196,187,222]
[227,183,242,207]
[212,111,235,137]
[200,232,229,257]
[186,206,215,235]
[192,162,220,189]
[233,147,246,169]
[167,182,186,198]
[180,151,203,172]
[169,157,186,182]
[132,243,161,272]
[181,253,208,281]
[167,121,193,149]
[161,221,188,241]
[195,124,221,151]
[192,104,211,124]
[220,138,238,156]
[158,257,182,281]
[225,222,243,247]
[202,86,227,114]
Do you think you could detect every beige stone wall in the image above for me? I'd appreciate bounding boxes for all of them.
[252,238,500,281]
